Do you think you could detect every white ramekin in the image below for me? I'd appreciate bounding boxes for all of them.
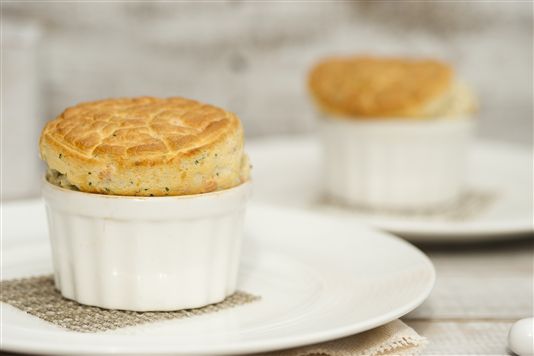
[42,180,251,311]
[320,117,475,211]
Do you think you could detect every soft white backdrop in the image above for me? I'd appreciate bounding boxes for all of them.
[2,1,532,199]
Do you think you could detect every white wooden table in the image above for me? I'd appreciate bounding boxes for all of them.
[404,236,533,355]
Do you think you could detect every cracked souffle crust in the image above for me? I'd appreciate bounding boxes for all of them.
[308,56,477,118]
[39,97,250,196]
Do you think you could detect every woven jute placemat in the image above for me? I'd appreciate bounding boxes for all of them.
[261,319,427,356]
[0,275,260,333]
[320,188,497,221]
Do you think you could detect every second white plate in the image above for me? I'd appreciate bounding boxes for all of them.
[2,200,434,355]
[247,135,533,241]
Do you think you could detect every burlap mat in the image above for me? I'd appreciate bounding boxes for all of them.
[261,320,427,356]
[320,188,497,221]
[0,275,259,333]
[1,276,426,355]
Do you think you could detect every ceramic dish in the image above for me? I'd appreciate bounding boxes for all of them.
[321,116,474,210]
[42,179,251,311]
[247,135,533,241]
[1,200,434,355]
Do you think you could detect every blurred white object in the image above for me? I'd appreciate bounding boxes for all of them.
[320,117,475,211]
[508,318,534,356]
[42,179,251,311]
[2,21,41,200]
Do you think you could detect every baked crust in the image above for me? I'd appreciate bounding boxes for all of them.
[39,97,249,196]
[308,56,476,118]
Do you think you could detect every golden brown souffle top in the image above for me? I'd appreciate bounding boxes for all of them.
[308,56,476,119]
[39,97,250,196]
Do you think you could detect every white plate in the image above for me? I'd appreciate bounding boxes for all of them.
[247,135,533,242]
[1,200,434,355]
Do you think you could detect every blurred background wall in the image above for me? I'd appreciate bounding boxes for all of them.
[2,1,533,199]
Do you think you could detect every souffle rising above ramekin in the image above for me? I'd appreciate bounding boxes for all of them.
[308,56,477,211]
[40,96,250,196]
[40,97,251,311]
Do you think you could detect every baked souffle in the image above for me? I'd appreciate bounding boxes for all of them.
[308,56,477,118]
[40,97,250,196]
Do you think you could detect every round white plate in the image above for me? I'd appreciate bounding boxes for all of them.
[1,200,434,355]
[247,135,533,242]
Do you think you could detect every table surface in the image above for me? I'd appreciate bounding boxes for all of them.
[405,236,533,355]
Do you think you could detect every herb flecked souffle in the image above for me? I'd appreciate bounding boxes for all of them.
[307,56,477,210]
[39,96,250,196]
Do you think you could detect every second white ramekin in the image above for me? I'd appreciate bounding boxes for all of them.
[42,180,251,311]
[320,117,475,211]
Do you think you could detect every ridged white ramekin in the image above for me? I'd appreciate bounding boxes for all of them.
[320,117,475,211]
[42,180,251,311]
